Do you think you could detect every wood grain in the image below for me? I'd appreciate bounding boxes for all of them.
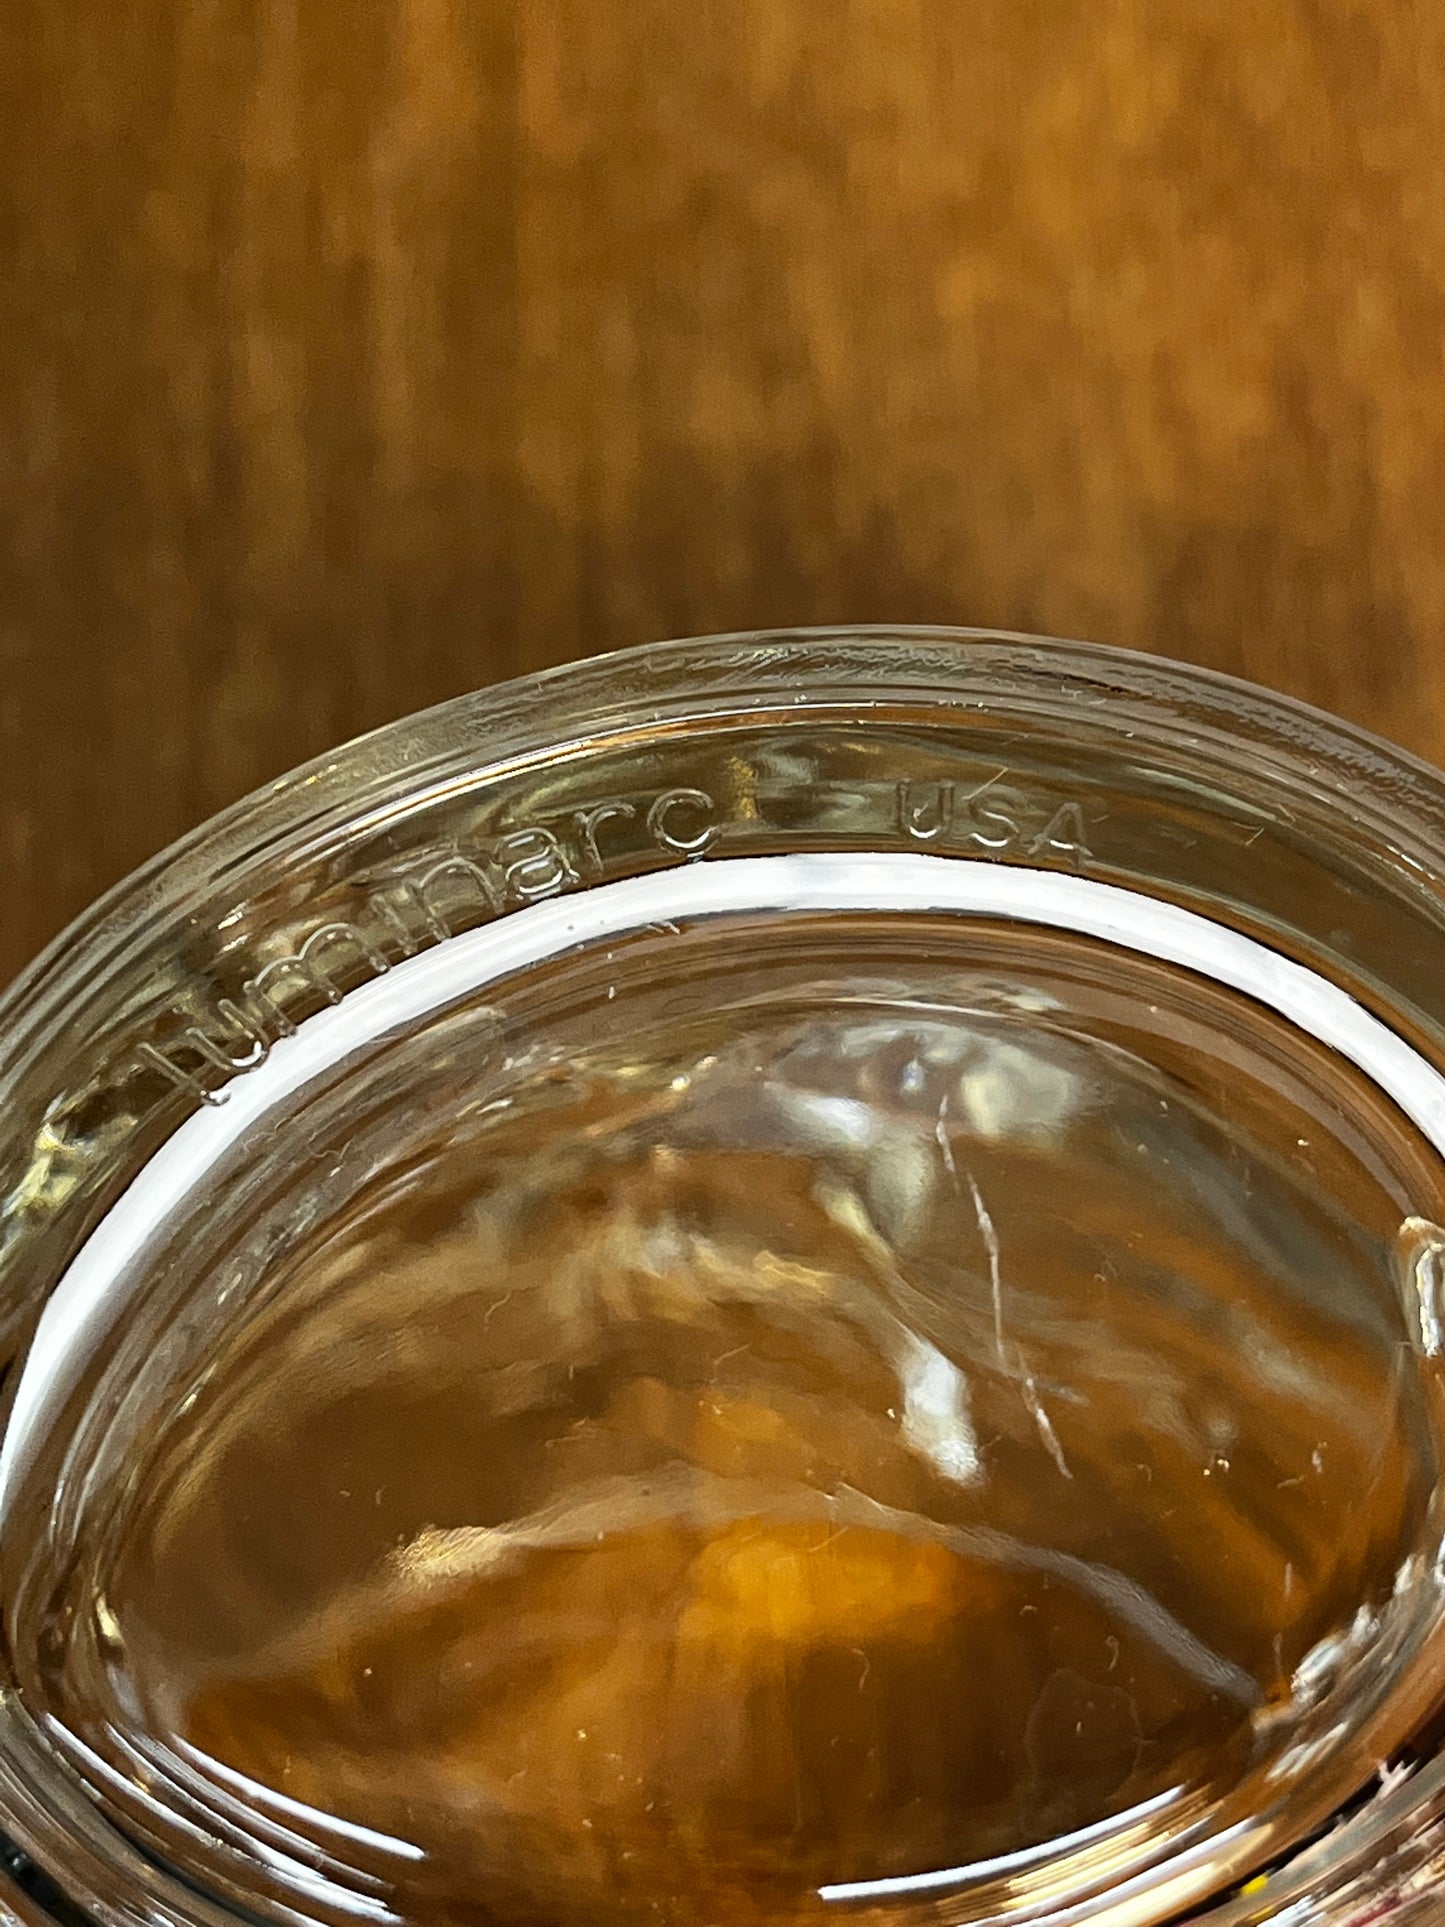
[4,0,1445,979]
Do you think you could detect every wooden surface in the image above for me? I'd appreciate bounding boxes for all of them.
[4,0,1445,980]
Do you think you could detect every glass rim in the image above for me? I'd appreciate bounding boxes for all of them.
[8,622,1445,1036]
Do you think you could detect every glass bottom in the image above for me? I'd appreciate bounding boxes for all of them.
[10,869,1445,1927]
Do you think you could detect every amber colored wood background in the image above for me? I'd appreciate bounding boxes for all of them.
[4,0,1445,981]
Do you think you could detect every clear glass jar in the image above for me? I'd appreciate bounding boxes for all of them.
[4,628,1445,1927]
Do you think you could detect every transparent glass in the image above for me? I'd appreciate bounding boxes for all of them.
[3,629,1445,1927]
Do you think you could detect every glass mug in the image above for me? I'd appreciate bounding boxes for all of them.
[2,629,1445,1927]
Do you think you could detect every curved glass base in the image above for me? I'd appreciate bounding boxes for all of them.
[7,860,1445,1926]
